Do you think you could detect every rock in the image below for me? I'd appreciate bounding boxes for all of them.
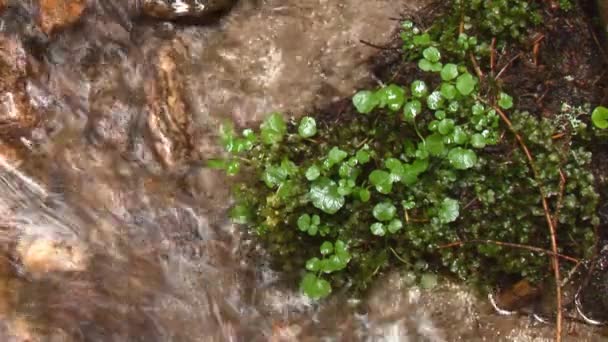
[145,39,197,171]
[140,0,237,20]
[0,0,6,13]
[38,0,87,35]
[0,35,35,144]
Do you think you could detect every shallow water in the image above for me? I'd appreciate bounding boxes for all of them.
[0,1,604,341]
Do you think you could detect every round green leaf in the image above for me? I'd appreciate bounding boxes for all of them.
[370,222,386,236]
[403,100,422,122]
[369,170,393,194]
[425,134,445,156]
[592,106,608,129]
[306,257,321,271]
[455,73,476,96]
[448,147,478,170]
[423,47,441,62]
[297,214,311,231]
[452,126,468,145]
[430,62,443,72]
[440,83,457,100]
[471,133,486,149]
[387,219,403,233]
[427,91,444,110]
[373,202,397,221]
[326,147,348,168]
[438,119,455,135]
[359,188,371,202]
[309,177,345,214]
[382,84,406,111]
[356,150,370,164]
[438,198,460,224]
[300,273,331,299]
[418,58,433,72]
[498,92,513,110]
[260,112,287,145]
[440,63,459,81]
[411,80,428,98]
[298,116,317,138]
[353,90,378,114]
[305,165,321,181]
[320,241,334,255]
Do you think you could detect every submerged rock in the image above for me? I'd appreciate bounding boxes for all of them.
[38,0,87,35]
[140,0,237,20]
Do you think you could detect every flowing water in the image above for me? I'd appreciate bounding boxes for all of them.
[0,1,605,341]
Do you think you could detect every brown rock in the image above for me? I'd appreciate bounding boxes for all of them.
[38,0,86,35]
[145,39,196,171]
[0,35,35,143]
[0,0,7,13]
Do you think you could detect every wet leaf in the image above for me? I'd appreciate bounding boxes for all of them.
[411,80,428,98]
[359,188,371,202]
[387,219,403,233]
[369,170,393,194]
[297,214,311,231]
[425,134,445,156]
[403,100,422,121]
[356,150,370,164]
[306,257,321,271]
[305,165,321,181]
[370,222,386,236]
[440,83,457,100]
[423,46,441,62]
[438,198,460,224]
[300,273,331,299]
[320,241,334,255]
[498,92,513,109]
[325,147,348,168]
[456,73,476,96]
[427,91,444,110]
[310,177,345,214]
[592,106,608,129]
[373,202,397,221]
[471,133,486,148]
[440,63,459,81]
[353,90,378,114]
[448,147,478,170]
[260,112,287,145]
[298,116,318,138]
[381,84,406,111]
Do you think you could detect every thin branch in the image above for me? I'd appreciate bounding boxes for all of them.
[491,104,563,342]
[359,39,399,51]
[495,53,522,80]
[438,239,579,264]
[490,37,497,75]
[469,53,484,79]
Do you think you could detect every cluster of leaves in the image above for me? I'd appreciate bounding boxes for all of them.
[400,0,541,63]
[208,0,600,300]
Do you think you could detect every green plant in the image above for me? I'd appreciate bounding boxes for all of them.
[592,106,608,129]
[209,0,599,301]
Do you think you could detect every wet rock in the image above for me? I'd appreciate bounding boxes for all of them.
[38,0,87,35]
[140,0,237,20]
[0,0,6,13]
[0,35,35,142]
[145,39,197,171]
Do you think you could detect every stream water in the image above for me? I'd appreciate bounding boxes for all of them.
[0,1,604,341]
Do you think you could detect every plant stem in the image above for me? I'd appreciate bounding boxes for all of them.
[492,105,563,342]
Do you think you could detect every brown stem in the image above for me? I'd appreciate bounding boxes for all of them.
[438,239,579,264]
[492,105,563,342]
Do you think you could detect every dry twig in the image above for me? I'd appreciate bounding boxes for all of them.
[492,105,563,342]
